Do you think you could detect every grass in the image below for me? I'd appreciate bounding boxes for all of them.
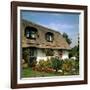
[21,68,63,78]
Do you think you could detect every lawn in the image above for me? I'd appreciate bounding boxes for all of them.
[21,68,62,78]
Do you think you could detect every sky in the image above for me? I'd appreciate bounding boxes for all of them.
[21,10,80,48]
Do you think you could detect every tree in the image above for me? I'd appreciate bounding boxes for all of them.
[69,46,78,58]
[69,34,79,60]
[77,34,79,60]
[62,32,72,45]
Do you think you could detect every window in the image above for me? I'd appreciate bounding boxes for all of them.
[45,49,54,56]
[25,26,37,39]
[46,32,54,42]
[58,50,63,58]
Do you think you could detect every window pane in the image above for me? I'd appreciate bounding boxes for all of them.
[46,32,53,42]
[30,33,36,38]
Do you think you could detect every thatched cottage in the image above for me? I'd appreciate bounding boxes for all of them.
[21,20,70,62]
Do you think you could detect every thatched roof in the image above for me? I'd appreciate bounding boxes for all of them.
[21,19,70,50]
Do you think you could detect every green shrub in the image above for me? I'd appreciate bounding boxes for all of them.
[44,59,52,68]
[22,48,30,63]
[74,59,79,74]
[51,57,63,72]
[22,48,37,67]
[38,59,52,68]
[29,57,37,67]
[38,59,46,68]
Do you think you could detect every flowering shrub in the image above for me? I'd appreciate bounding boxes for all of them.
[38,59,52,68]
[32,58,79,75]
[62,59,79,75]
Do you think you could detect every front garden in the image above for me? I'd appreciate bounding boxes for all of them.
[21,57,79,78]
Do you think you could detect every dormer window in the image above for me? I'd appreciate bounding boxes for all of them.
[25,26,37,39]
[46,32,54,42]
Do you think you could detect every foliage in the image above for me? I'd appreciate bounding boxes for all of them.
[38,59,46,68]
[62,59,73,74]
[29,57,37,67]
[62,59,79,75]
[69,45,79,60]
[36,59,54,72]
[22,48,79,75]
[36,58,79,74]
[22,58,79,77]
[74,59,79,74]
[22,48,30,63]
[45,58,52,68]
[38,59,52,68]
[62,32,72,45]
[22,48,37,67]
[51,57,63,72]
[69,34,79,60]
